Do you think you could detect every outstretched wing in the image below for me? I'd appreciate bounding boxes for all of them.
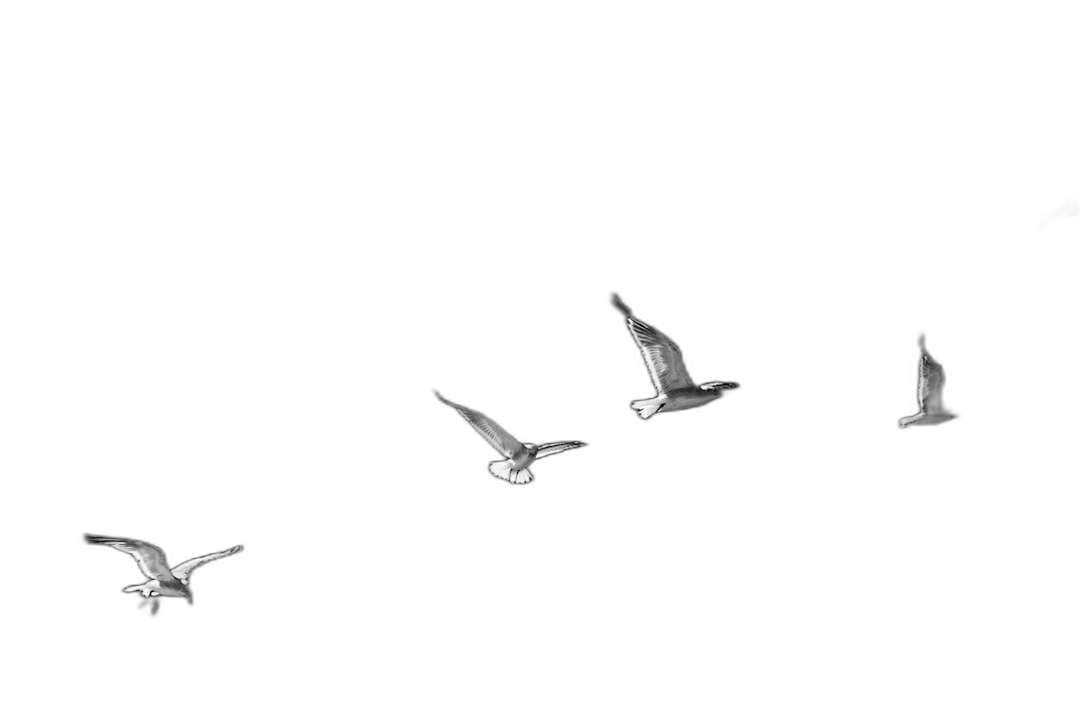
[85,534,174,582]
[625,316,695,393]
[170,544,244,584]
[534,441,587,459]
[915,335,946,413]
[435,391,523,458]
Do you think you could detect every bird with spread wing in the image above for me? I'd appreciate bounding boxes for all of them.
[85,534,243,615]
[612,293,738,419]
[435,391,585,484]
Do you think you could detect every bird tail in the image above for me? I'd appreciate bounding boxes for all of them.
[611,293,633,317]
[488,459,535,485]
[630,399,663,420]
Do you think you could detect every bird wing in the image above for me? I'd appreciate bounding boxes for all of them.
[85,534,174,582]
[534,441,587,459]
[918,356,946,414]
[625,315,695,393]
[435,391,524,458]
[170,545,244,584]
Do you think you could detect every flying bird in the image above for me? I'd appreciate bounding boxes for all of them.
[612,293,738,419]
[899,334,957,428]
[435,391,585,484]
[85,534,243,615]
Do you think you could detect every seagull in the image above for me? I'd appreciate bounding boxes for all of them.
[898,334,957,428]
[435,391,586,484]
[612,293,738,419]
[85,534,243,615]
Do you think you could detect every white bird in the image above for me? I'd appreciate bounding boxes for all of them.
[85,534,243,615]
[435,391,585,484]
[612,293,738,419]
[898,334,957,428]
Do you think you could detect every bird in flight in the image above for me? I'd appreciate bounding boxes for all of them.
[612,293,738,419]
[899,334,957,428]
[435,391,586,484]
[85,534,243,615]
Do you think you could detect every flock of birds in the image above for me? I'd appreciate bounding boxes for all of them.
[437,293,956,485]
[79,194,1072,617]
[84,295,959,613]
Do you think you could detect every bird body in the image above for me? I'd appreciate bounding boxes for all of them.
[124,577,187,599]
[85,534,243,614]
[899,334,956,428]
[435,391,585,484]
[612,293,738,419]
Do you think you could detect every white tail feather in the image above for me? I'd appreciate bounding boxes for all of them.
[630,399,663,420]
[488,459,535,484]
[900,411,955,428]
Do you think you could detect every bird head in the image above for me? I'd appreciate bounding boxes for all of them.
[699,382,734,395]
